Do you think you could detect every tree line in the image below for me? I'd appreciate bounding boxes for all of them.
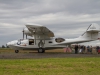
[0,45,9,48]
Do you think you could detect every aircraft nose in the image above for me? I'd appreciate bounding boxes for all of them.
[7,41,15,47]
[7,40,18,47]
[6,42,11,47]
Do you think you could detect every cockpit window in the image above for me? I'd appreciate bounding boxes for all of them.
[55,38,65,43]
[29,39,34,45]
[48,41,52,43]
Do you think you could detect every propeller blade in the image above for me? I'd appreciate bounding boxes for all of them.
[22,29,24,39]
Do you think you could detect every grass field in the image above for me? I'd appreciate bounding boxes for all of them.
[0,58,100,75]
[0,47,98,54]
[0,48,100,75]
[0,48,66,54]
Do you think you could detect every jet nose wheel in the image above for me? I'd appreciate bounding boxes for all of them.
[15,50,19,53]
[38,48,45,53]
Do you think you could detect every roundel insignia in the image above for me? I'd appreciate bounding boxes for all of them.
[17,41,21,45]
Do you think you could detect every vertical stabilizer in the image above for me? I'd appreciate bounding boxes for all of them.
[80,23,100,40]
[87,23,100,32]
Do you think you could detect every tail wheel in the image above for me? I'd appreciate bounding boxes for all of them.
[38,48,45,53]
[15,50,19,53]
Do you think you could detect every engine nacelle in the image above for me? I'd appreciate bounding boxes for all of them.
[24,28,32,36]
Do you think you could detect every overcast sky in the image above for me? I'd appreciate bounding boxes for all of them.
[0,0,100,46]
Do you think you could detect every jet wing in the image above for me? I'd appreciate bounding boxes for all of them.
[25,24,54,39]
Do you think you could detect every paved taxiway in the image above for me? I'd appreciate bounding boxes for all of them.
[0,52,100,59]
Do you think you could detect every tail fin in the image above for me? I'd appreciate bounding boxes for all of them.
[81,23,100,40]
[86,23,100,32]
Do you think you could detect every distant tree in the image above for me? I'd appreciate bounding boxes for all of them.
[2,45,5,48]
[6,46,9,48]
[6,44,9,48]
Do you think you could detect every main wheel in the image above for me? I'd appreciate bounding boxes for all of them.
[15,50,19,53]
[38,48,45,53]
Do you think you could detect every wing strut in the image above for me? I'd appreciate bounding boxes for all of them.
[34,28,37,45]
[43,27,45,44]
[40,27,45,44]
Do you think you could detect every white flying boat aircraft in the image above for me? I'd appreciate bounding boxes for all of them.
[7,23,100,53]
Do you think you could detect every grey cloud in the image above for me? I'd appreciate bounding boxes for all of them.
[64,0,100,14]
[1,0,100,21]
[0,0,100,46]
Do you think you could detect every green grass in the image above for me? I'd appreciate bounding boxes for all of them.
[0,58,100,75]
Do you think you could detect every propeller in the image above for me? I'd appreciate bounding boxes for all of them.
[22,28,28,39]
[22,28,24,39]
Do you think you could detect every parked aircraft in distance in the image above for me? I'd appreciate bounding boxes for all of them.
[7,23,100,53]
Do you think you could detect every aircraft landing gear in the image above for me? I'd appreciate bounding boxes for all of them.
[15,50,19,53]
[38,48,45,53]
